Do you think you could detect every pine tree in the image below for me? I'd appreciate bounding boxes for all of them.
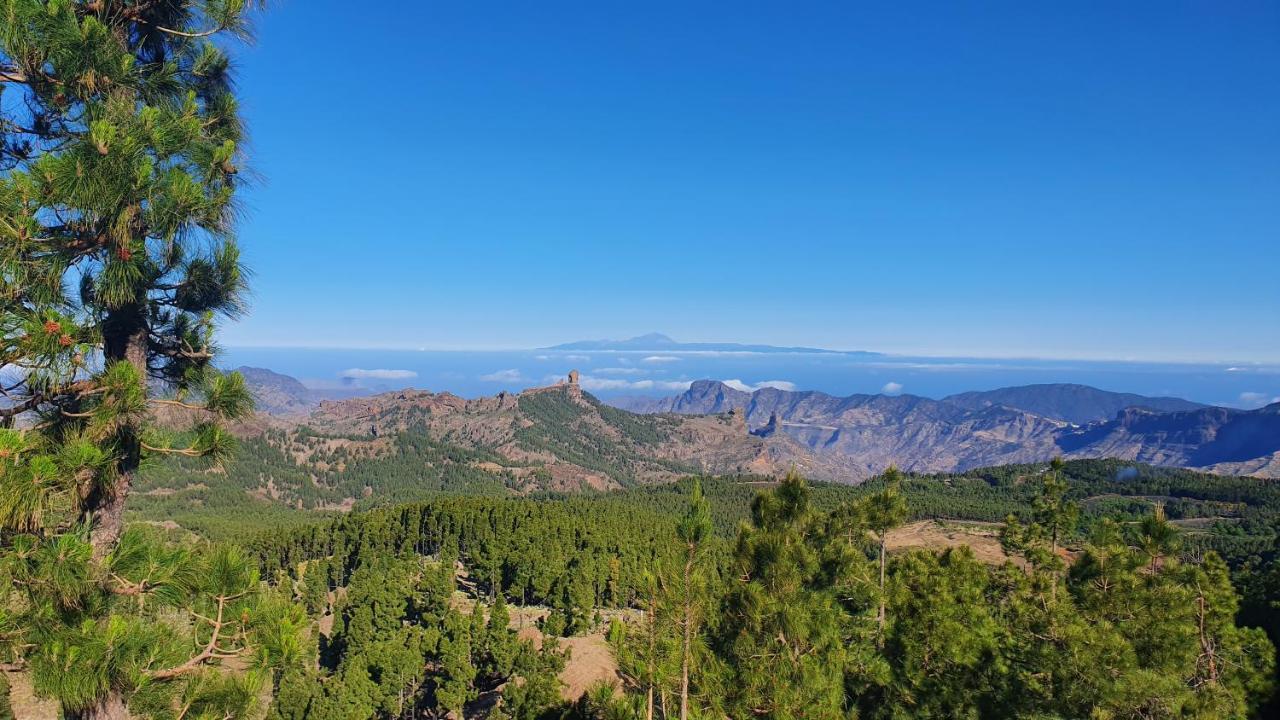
[714,471,848,719]
[483,593,518,681]
[864,465,907,643]
[1,527,304,719]
[0,5,292,716]
[2,0,260,554]
[1033,457,1079,598]
[674,479,712,720]
[1138,502,1181,573]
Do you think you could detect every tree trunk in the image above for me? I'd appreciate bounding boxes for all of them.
[680,553,692,720]
[877,533,887,644]
[74,691,129,720]
[646,592,657,720]
[89,307,148,558]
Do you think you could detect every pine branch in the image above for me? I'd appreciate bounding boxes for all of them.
[0,66,27,84]
[140,442,204,457]
[148,594,236,680]
[0,396,43,418]
[153,24,228,39]
[147,398,213,413]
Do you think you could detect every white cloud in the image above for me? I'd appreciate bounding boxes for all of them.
[480,369,526,382]
[577,375,692,392]
[595,367,646,376]
[533,355,550,361]
[642,355,680,363]
[721,379,797,393]
[1238,391,1280,408]
[881,381,904,395]
[340,368,418,380]
[564,354,591,363]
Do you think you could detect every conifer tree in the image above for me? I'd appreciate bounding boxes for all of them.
[482,593,518,681]
[0,4,296,717]
[864,465,906,643]
[2,0,260,554]
[674,479,712,720]
[1138,502,1181,573]
[714,471,848,719]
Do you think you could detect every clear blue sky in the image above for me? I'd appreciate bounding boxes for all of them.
[221,0,1279,362]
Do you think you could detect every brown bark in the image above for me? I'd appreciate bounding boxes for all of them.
[73,691,129,720]
[877,532,887,645]
[89,307,148,558]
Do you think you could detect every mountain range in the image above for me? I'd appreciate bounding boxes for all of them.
[610,380,1280,479]
[544,332,879,355]
[233,370,1280,485]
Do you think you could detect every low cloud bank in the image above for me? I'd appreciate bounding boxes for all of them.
[341,368,418,380]
[480,369,526,382]
[722,379,797,393]
[576,375,693,392]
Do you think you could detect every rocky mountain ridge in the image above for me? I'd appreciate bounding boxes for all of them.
[610,380,1280,480]
[236,371,1280,483]
[240,373,787,492]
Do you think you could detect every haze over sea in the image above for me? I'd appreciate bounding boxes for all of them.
[223,346,1280,411]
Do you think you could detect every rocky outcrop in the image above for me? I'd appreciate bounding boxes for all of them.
[615,381,1280,480]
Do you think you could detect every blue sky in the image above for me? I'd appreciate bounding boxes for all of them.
[221,1,1279,362]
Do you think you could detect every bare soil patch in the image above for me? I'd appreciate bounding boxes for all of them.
[885,520,1015,566]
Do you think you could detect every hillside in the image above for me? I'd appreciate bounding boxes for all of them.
[1059,402,1280,471]
[134,371,1280,542]
[237,365,368,414]
[943,382,1205,423]
[132,373,789,536]
[295,376,780,487]
[613,380,1280,479]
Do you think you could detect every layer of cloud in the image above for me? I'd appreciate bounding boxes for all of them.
[642,355,680,363]
[595,367,646,376]
[1238,391,1280,408]
[564,354,591,363]
[480,369,526,382]
[340,368,418,380]
[721,379,797,393]
[881,381,904,395]
[576,375,693,392]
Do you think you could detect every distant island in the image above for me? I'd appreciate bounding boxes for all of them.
[544,332,881,355]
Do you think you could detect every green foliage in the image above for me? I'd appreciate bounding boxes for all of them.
[514,389,689,483]
[701,477,1275,718]
[0,526,301,718]
[269,554,566,719]
[0,5,299,715]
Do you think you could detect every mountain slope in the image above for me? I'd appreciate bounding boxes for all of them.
[943,383,1205,424]
[267,376,785,492]
[238,366,368,415]
[1058,402,1280,469]
[616,381,1278,479]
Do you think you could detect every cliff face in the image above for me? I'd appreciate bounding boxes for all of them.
[1057,403,1280,469]
[614,382,1280,480]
